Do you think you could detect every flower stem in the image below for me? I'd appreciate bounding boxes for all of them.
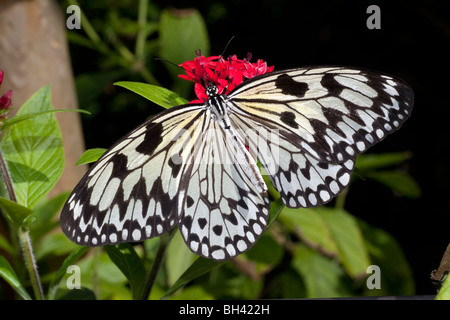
[0,149,44,300]
[135,0,149,63]
[0,148,16,203]
[18,229,44,300]
[139,229,175,300]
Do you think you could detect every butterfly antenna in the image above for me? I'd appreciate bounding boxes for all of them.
[221,35,235,58]
[154,57,200,81]
[210,35,235,85]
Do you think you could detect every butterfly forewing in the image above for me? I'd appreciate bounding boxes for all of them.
[229,67,413,163]
[60,104,205,246]
[61,65,413,261]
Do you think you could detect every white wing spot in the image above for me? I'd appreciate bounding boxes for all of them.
[212,250,225,260]
[132,229,141,241]
[190,240,199,251]
[376,129,384,138]
[201,244,209,257]
[356,141,365,151]
[145,226,152,237]
[289,198,296,207]
[308,194,317,206]
[226,244,236,257]
[298,196,307,207]
[253,223,263,235]
[329,181,340,194]
[109,233,117,243]
[365,133,374,143]
[320,190,331,202]
[339,173,350,186]
[345,146,355,156]
[237,240,247,252]
[246,231,255,243]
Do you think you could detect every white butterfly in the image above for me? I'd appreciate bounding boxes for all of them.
[60,66,413,260]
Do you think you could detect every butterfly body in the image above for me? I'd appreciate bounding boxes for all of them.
[61,66,413,260]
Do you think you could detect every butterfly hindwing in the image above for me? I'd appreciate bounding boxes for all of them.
[231,114,355,208]
[178,115,270,260]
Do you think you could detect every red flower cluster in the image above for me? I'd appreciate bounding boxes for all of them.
[179,51,274,103]
[0,70,12,124]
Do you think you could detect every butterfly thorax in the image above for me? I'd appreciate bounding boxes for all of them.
[207,84,232,130]
[205,84,267,195]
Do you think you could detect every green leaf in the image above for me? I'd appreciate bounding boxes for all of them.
[365,170,422,198]
[76,248,131,299]
[436,275,450,300]
[1,109,90,131]
[159,8,210,97]
[358,220,415,296]
[244,232,283,265]
[29,191,70,242]
[76,148,106,165]
[161,257,224,300]
[0,233,14,255]
[0,254,32,300]
[279,207,339,256]
[268,197,285,227]
[318,207,371,279]
[104,244,147,299]
[165,229,196,286]
[35,233,77,261]
[47,246,90,300]
[115,81,188,109]
[280,207,370,278]
[0,196,34,228]
[171,285,214,300]
[355,152,412,171]
[1,85,64,209]
[291,245,352,298]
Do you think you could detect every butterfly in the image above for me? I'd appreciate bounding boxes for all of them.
[60,64,413,261]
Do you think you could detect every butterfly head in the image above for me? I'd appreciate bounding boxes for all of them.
[206,83,219,98]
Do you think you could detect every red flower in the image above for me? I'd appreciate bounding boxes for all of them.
[0,70,13,124]
[179,51,274,103]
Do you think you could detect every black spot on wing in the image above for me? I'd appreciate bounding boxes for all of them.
[212,225,223,236]
[198,218,207,230]
[275,74,308,97]
[320,73,342,95]
[168,155,182,178]
[136,122,163,155]
[186,196,194,208]
[280,111,298,129]
[102,153,128,178]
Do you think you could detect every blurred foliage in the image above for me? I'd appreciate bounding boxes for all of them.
[0,0,428,300]
[63,0,210,148]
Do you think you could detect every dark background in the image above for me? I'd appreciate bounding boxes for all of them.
[73,0,450,295]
